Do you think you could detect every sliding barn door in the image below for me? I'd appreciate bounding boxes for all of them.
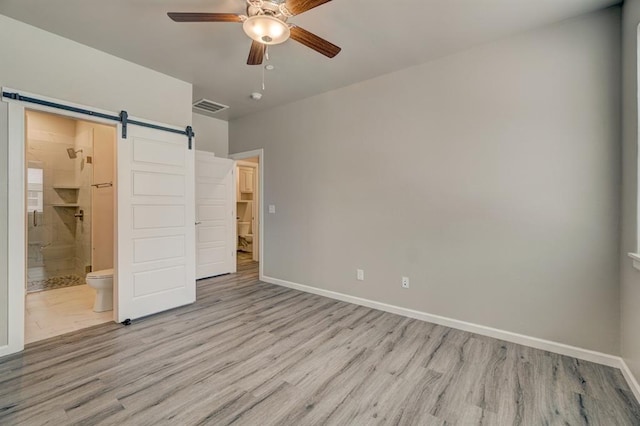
[117,125,195,322]
[195,152,236,279]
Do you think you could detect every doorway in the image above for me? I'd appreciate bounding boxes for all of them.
[229,150,263,278]
[24,110,116,343]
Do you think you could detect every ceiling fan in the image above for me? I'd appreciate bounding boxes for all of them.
[168,0,341,65]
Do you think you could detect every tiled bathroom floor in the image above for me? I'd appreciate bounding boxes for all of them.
[25,284,113,344]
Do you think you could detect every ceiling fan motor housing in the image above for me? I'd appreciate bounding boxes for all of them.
[244,0,291,45]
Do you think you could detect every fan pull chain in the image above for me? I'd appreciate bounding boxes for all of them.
[262,63,265,91]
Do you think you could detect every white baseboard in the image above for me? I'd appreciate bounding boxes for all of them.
[620,359,640,403]
[261,274,639,399]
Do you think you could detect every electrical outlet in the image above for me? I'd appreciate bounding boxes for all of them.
[357,269,364,281]
[268,204,276,214]
[402,276,410,288]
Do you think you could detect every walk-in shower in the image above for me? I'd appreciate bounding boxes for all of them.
[26,111,92,293]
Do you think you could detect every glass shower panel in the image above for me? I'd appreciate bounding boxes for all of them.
[25,111,87,293]
[26,161,45,273]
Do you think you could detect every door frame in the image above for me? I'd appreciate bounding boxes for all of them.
[2,88,122,356]
[229,149,264,280]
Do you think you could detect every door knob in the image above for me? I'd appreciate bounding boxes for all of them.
[195,221,202,225]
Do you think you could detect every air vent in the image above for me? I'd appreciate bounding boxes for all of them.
[192,98,229,116]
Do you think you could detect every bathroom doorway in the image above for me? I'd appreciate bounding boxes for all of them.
[24,110,116,343]
[230,150,263,276]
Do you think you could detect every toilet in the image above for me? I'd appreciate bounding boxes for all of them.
[238,223,253,252]
[86,268,114,312]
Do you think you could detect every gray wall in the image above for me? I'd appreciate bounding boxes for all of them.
[231,8,622,354]
[192,113,229,157]
[0,13,193,350]
[0,102,7,346]
[0,14,192,127]
[622,0,640,382]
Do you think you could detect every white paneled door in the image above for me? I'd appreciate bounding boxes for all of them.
[117,125,196,322]
[195,152,236,279]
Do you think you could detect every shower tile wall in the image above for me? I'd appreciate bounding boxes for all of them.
[74,122,93,277]
[26,111,92,288]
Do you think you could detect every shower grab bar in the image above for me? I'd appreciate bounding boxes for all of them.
[91,181,113,188]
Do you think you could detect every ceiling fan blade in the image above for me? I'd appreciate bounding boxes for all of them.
[284,0,332,16]
[167,12,243,23]
[289,26,341,58]
[247,41,265,65]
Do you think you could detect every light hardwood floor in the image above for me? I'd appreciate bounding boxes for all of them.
[25,284,113,344]
[1,256,639,425]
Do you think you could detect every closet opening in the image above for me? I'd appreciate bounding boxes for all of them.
[235,157,259,271]
[229,149,263,278]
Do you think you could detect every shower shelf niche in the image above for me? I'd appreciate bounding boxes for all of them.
[52,185,80,206]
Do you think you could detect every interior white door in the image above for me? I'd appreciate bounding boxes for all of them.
[195,151,236,279]
[117,125,196,322]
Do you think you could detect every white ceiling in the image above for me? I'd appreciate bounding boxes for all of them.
[0,0,620,120]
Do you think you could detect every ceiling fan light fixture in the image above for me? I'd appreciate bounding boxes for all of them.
[242,15,290,45]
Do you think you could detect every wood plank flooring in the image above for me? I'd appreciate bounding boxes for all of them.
[1,255,639,425]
